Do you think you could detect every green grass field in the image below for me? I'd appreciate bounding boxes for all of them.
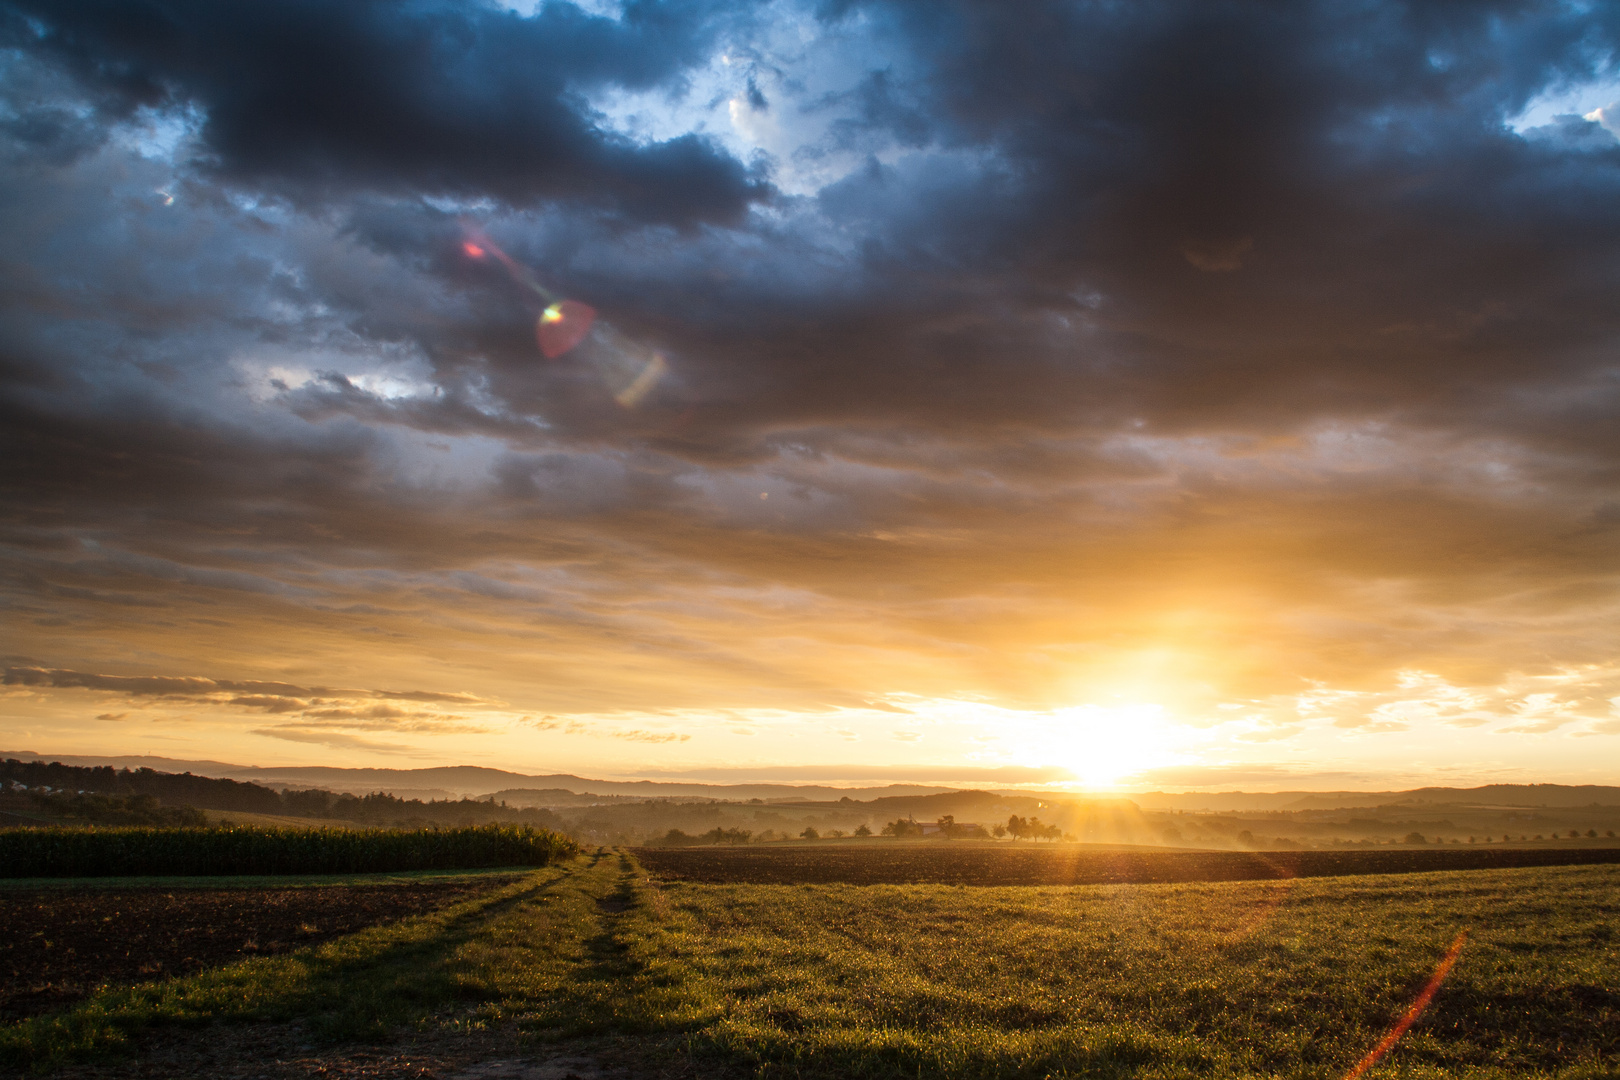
[3,851,1616,1077]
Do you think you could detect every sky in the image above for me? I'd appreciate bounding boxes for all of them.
[2,0,1620,791]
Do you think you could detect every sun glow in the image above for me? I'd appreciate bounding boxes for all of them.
[900,697,1187,790]
[1025,703,1180,789]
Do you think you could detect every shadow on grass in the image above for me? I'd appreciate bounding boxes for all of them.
[0,865,578,1071]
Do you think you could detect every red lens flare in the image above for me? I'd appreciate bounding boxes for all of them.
[459,222,651,379]
[1342,930,1468,1080]
[536,300,597,359]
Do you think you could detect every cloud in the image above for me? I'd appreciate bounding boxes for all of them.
[8,0,769,226]
[609,729,691,743]
[1,0,1619,779]
[3,666,318,697]
[249,727,423,754]
[2,666,487,707]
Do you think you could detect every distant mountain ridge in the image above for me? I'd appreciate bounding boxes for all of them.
[5,752,1617,809]
[0,752,959,802]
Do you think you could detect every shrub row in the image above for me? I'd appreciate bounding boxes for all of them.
[0,823,578,877]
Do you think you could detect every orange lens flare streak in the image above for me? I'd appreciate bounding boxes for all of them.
[1343,930,1468,1080]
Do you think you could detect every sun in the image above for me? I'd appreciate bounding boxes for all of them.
[1035,703,1178,789]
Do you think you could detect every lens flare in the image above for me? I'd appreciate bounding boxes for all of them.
[614,352,666,408]
[536,300,596,359]
[1342,930,1468,1080]
[461,222,667,406]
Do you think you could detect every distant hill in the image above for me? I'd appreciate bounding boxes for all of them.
[1129,784,1620,811]
[7,752,1615,810]
[0,752,959,802]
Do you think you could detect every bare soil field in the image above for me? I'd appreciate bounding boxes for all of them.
[633,841,1620,885]
[0,877,520,1022]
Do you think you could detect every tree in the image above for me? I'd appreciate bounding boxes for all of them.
[1404,832,1427,844]
[854,823,872,837]
[882,818,922,837]
[1005,815,1062,841]
[800,826,819,840]
[992,823,1006,839]
[936,814,956,839]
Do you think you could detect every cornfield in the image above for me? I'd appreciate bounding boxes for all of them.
[0,823,578,877]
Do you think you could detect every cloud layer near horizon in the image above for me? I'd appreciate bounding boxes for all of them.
[2,0,1619,784]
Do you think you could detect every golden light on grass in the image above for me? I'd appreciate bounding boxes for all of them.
[1343,930,1470,1080]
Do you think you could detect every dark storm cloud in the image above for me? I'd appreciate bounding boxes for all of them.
[2,0,769,225]
[779,1,1620,443]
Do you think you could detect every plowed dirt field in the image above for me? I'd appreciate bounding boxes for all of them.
[0,876,519,1021]
[633,843,1620,885]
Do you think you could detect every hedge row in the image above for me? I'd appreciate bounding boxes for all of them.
[0,823,579,877]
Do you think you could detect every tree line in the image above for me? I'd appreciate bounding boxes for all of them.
[651,814,1071,845]
[1,759,566,829]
